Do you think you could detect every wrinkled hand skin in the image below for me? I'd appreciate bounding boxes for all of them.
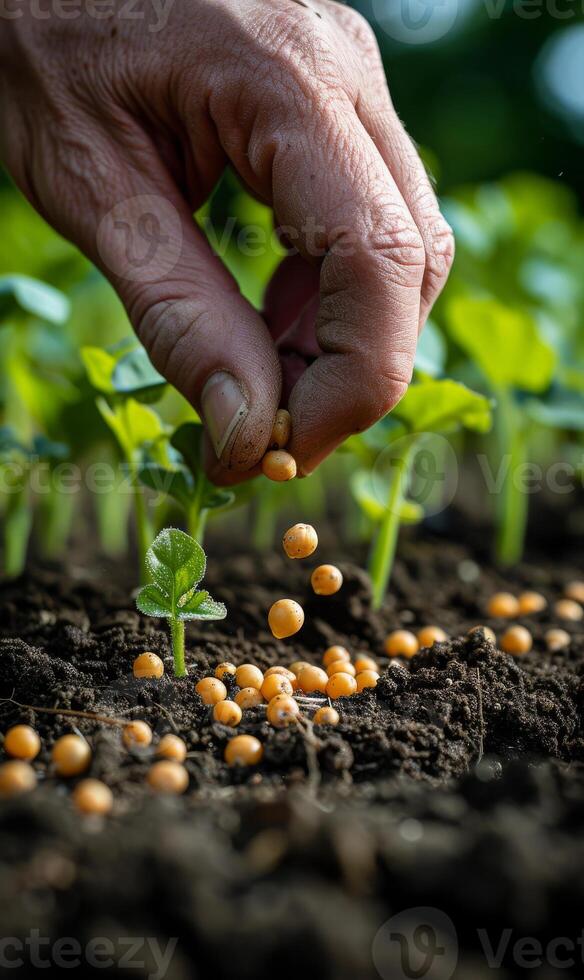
[0,0,454,483]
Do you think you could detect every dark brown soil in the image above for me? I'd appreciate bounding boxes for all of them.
[0,538,583,978]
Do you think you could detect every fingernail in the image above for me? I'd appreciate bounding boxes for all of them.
[201,372,248,461]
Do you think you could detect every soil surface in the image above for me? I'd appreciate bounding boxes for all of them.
[0,536,583,979]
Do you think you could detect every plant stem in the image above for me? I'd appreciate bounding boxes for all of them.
[252,485,278,551]
[4,487,32,578]
[170,617,186,677]
[495,389,529,566]
[38,485,76,559]
[130,463,151,583]
[368,439,414,610]
[188,474,207,544]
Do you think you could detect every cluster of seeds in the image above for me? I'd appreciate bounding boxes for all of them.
[261,409,297,482]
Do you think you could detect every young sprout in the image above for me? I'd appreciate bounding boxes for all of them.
[157,734,187,762]
[468,625,497,645]
[261,674,294,701]
[266,694,300,728]
[518,592,547,615]
[311,565,343,596]
[327,660,356,677]
[356,670,380,692]
[224,735,263,767]
[326,672,357,699]
[565,581,584,603]
[213,701,243,727]
[235,688,264,710]
[261,450,297,482]
[297,665,328,694]
[147,760,189,794]
[282,523,318,559]
[215,662,236,680]
[500,625,532,655]
[487,593,520,618]
[554,599,583,621]
[354,655,378,673]
[52,734,91,776]
[136,528,227,678]
[195,678,227,705]
[268,599,304,639]
[270,409,292,449]
[545,629,571,652]
[418,626,448,648]
[313,706,340,726]
[133,652,164,679]
[235,664,264,690]
[4,724,41,761]
[123,721,153,750]
[0,760,36,798]
[322,645,351,667]
[384,630,419,658]
[72,779,113,816]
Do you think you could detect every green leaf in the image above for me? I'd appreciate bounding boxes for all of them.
[135,583,172,618]
[414,320,446,378]
[350,470,385,522]
[97,397,167,462]
[81,346,117,394]
[392,379,493,435]
[170,422,204,475]
[0,275,70,325]
[139,463,194,510]
[111,346,166,402]
[146,527,206,602]
[524,389,584,431]
[446,296,556,393]
[179,596,227,621]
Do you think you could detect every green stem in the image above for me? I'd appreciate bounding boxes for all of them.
[252,485,278,551]
[495,389,529,567]
[187,474,207,544]
[170,617,186,677]
[368,440,414,610]
[4,487,32,578]
[38,485,76,559]
[130,461,151,582]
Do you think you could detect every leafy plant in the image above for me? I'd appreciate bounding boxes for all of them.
[346,377,493,608]
[136,528,226,677]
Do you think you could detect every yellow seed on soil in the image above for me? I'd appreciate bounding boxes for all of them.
[327,660,356,677]
[195,677,228,705]
[487,592,520,618]
[157,733,187,762]
[326,672,357,699]
[4,724,41,761]
[297,665,328,694]
[133,652,164,679]
[311,565,343,596]
[313,706,340,726]
[518,592,547,615]
[418,626,448,648]
[261,674,294,701]
[122,720,153,750]
[468,625,497,645]
[356,670,380,692]
[565,581,584,603]
[270,409,292,450]
[0,760,36,798]
[354,655,378,673]
[215,662,236,680]
[501,625,532,655]
[264,666,296,681]
[52,734,91,776]
[147,760,189,794]
[545,628,571,652]
[72,778,113,816]
[554,599,583,622]
[384,630,419,658]
[266,695,299,728]
[268,599,304,639]
[322,645,351,667]
[235,688,264,710]
[224,734,263,767]
[213,700,243,726]
[262,450,296,482]
[235,664,264,690]
[289,660,311,676]
[282,523,318,559]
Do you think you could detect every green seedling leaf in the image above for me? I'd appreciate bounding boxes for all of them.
[393,378,493,435]
[81,346,118,394]
[97,397,167,463]
[446,296,556,393]
[135,584,172,618]
[0,275,70,325]
[111,346,166,401]
[524,389,584,431]
[414,320,446,378]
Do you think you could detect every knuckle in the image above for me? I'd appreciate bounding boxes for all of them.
[333,5,380,59]
[425,217,456,291]
[369,219,426,287]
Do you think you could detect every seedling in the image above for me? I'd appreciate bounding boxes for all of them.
[135,528,227,677]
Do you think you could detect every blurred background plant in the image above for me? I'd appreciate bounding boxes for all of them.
[0,2,582,599]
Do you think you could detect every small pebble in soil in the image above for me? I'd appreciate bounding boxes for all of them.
[213,700,243,727]
[122,721,153,750]
[518,591,547,615]
[313,705,339,726]
[52,734,92,776]
[326,671,357,699]
[224,734,263,767]
[0,760,36,798]
[269,408,291,449]
[297,665,328,694]
[487,592,520,618]
[235,687,264,709]
[195,677,228,705]
[266,694,299,728]
[3,724,41,761]
[261,450,297,482]
[468,625,497,645]
[235,664,264,690]
[356,670,379,692]
[215,661,236,680]
[72,778,113,816]
[261,673,294,701]
[156,733,187,762]
[268,599,304,639]
[311,564,343,596]
[545,628,571,652]
[282,523,318,559]
[418,626,448,647]
[564,580,584,603]
[554,598,583,621]
[327,660,356,677]
[500,625,533,655]
[322,645,351,667]
[385,630,419,658]
[147,760,189,794]
[133,652,164,679]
